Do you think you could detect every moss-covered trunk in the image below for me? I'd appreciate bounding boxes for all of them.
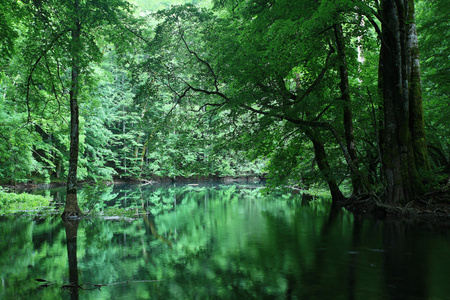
[406,0,430,171]
[379,0,428,204]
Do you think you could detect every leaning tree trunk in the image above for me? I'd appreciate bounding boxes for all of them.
[62,0,82,219]
[379,0,429,204]
[305,129,347,204]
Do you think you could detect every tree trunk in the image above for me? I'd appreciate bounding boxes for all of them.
[306,129,346,204]
[405,1,430,171]
[333,23,364,196]
[379,0,427,204]
[62,0,82,219]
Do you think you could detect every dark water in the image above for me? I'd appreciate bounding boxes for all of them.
[1,184,449,299]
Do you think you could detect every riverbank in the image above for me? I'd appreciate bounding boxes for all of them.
[3,178,449,229]
[341,190,450,229]
[1,175,263,192]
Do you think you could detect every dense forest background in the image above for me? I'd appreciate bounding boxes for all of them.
[0,0,448,209]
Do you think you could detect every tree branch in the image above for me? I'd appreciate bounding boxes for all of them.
[25,29,70,122]
[179,29,220,92]
[289,46,335,105]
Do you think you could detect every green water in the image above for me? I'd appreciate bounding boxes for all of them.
[1,184,449,299]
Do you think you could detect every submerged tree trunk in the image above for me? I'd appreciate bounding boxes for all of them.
[62,0,82,219]
[379,0,429,204]
[333,23,364,196]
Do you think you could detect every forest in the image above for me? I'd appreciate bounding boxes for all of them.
[0,0,449,218]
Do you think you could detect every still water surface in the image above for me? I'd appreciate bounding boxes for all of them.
[1,183,449,299]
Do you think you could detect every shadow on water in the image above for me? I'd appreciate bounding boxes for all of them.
[382,221,429,300]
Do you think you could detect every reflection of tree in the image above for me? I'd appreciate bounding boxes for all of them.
[64,220,80,300]
[143,214,173,248]
[3,185,447,299]
[382,222,428,300]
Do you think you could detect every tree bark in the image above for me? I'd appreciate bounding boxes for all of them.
[405,0,430,171]
[379,0,427,204]
[333,23,364,196]
[62,0,82,219]
[305,129,346,204]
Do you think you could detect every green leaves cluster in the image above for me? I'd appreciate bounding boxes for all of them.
[417,0,450,172]
[0,188,50,215]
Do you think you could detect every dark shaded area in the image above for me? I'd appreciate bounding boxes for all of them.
[64,220,80,300]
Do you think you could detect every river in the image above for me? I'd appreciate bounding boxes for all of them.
[1,183,449,299]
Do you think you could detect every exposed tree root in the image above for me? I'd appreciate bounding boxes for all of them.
[339,190,450,228]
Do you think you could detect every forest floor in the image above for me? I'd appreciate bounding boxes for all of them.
[342,190,450,229]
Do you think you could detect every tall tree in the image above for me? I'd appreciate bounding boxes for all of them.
[143,2,355,202]
[378,0,430,203]
[333,22,364,196]
[143,0,433,205]
[65,0,83,218]
[22,0,136,218]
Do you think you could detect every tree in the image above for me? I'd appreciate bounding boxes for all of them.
[416,0,450,174]
[65,0,83,218]
[333,22,364,196]
[21,0,137,218]
[143,2,369,202]
[140,0,434,205]
[378,0,430,203]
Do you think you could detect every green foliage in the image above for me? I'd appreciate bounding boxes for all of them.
[0,0,21,60]
[0,188,51,215]
[0,0,447,199]
[0,0,145,185]
[417,0,450,172]
[140,2,361,191]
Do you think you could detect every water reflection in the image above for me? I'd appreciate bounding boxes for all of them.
[0,184,449,299]
[382,221,429,300]
[64,220,80,299]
